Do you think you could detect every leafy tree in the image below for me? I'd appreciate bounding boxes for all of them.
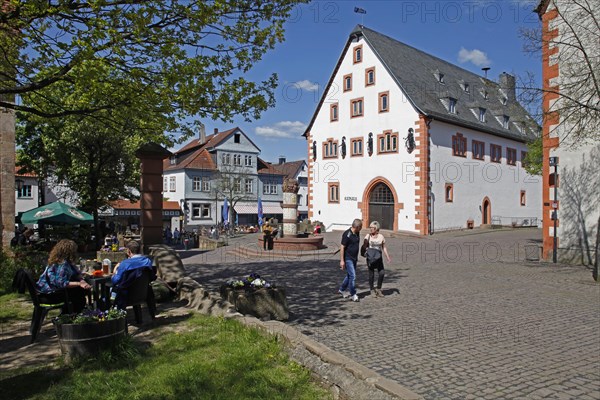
[521,0,600,145]
[1,0,305,126]
[9,0,305,245]
[16,62,179,245]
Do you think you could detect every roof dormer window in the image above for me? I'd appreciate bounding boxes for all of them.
[449,98,457,114]
[478,107,486,122]
[170,155,177,165]
[438,73,445,84]
[500,96,507,105]
[502,115,510,129]
[463,83,470,93]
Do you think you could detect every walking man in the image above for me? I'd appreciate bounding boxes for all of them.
[339,218,363,302]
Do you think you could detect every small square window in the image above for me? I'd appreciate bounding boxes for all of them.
[377,131,399,154]
[491,144,502,163]
[330,103,339,122]
[322,139,339,159]
[353,45,363,63]
[365,67,375,86]
[351,98,363,117]
[445,183,453,203]
[351,138,363,156]
[452,133,467,157]
[472,140,485,160]
[343,74,352,92]
[379,92,389,113]
[328,182,340,203]
[507,148,517,165]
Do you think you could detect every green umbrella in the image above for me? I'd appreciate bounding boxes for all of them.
[21,201,93,225]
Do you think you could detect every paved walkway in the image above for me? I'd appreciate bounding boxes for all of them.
[183,228,600,400]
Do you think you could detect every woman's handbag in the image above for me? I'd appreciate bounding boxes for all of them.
[360,238,368,257]
[365,248,382,267]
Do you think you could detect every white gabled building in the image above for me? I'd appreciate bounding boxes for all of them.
[304,25,542,234]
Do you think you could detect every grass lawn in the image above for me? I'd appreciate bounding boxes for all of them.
[0,291,34,325]
[0,313,332,400]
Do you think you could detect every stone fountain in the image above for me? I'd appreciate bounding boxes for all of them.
[258,178,324,251]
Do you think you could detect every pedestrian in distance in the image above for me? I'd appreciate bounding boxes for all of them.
[363,221,391,298]
[339,218,363,302]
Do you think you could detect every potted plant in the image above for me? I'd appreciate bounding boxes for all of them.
[220,273,288,321]
[53,307,127,362]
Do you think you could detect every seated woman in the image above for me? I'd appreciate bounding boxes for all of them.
[36,239,91,313]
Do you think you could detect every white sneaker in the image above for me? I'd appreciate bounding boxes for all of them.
[338,289,349,298]
[351,294,359,302]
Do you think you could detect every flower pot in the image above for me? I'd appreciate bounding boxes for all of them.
[54,317,127,362]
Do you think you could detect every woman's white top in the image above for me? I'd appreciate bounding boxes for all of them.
[366,233,385,251]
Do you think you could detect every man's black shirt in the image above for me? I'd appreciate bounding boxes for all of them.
[341,228,360,262]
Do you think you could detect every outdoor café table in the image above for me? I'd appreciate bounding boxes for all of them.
[84,275,113,311]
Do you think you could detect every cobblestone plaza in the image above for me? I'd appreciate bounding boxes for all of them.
[185,228,600,399]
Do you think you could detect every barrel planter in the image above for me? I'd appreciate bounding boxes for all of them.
[54,318,127,362]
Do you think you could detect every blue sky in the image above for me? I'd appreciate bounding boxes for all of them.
[198,0,541,163]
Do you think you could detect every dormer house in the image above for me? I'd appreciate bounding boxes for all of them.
[303,25,542,234]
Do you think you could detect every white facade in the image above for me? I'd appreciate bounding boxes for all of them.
[307,27,542,234]
[539,0,599,263]
[429,120,541,231]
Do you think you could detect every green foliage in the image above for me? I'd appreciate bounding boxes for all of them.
[0,247,48,293]
[54,307,127,325]
[524,136,543,176]
[1,0,307,124]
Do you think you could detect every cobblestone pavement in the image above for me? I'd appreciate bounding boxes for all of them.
[182,228,600,400]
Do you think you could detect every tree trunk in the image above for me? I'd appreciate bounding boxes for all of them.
[594,215,599,282]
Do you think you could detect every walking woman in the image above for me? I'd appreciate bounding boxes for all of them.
[364,221,391,298]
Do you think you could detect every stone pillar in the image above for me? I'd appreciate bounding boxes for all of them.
[135,143,171,253]
[0,108,16,247]
[282,178,300,237]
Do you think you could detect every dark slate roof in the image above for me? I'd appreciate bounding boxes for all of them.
[273,160,306,179]
[305,25,539,143]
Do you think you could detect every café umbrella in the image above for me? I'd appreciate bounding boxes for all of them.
[21,201,94,225]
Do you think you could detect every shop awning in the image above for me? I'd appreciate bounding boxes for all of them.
[234,202,283,214]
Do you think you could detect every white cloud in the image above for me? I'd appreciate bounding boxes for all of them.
[458,47,491,67]
[293,80,319,92]
[255,121,306,139]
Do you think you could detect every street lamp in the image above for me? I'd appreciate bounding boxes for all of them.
[549,156,559,263]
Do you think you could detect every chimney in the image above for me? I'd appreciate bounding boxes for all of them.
[278,156,286,165]
[499,72,516,102]
[198,122,206,144]
[214,128,219,135]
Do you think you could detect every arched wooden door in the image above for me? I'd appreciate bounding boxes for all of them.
[482,198,491,225]
[369,183,394,230]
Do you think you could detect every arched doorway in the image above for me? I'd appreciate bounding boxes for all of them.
[369,183,394,230]
[482,197,491,225]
